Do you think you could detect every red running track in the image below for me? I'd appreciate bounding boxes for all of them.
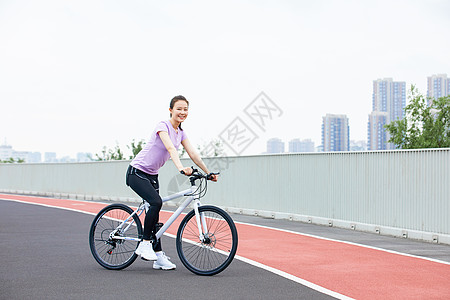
[1,194,449,300]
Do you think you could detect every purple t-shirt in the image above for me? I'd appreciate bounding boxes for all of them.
[131,120,187,175]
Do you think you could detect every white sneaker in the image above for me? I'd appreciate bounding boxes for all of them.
[135,241,157,261]
[153,252,176,270]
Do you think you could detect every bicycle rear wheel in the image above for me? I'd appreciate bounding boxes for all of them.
[176,205,238,276]
[89,204,143,270]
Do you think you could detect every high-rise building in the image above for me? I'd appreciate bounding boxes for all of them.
[77,152,92,162]
[266,138,285,153]
[0,144,36,162]
[367,111,388,150]
[368,78,406,150]
[45,152,57,163]
[321,114,349,152]
[372,78,406,123]
[288,139,315,153]
[427,74,449,105]
[27,152,42,163]
[350,140,367,152]
[0,144,13,161]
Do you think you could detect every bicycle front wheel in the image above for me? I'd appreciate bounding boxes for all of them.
[89,204,143,270]
[176,205,238,276]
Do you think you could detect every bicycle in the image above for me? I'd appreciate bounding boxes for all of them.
[89,168,238,276]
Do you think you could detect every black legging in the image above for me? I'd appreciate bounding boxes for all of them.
[126,165,162,252]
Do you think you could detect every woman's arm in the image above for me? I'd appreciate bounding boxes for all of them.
[181,138,218,181]
[158,131,192,175]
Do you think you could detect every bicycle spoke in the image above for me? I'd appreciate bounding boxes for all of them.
[176,206,238,275]
[89,204,142,270]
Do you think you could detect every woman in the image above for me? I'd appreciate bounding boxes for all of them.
[126,95,218,270]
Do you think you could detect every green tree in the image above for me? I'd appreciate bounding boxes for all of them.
[96,138,225,161]
[0,157,25,163]
[95,143,125,161]
[95,139,146,161]
[385,86,450,149]
[177,138,225,159]
[127,139,145,159]
[197,138,224,157]
[178,146,187,158]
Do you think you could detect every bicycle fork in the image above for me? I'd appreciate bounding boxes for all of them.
[193,200,210,244]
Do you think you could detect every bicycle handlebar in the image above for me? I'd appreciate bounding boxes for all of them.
[180,166,219,180]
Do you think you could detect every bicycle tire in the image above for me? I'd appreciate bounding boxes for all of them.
[89,204,143,270]
[176,205,238,276]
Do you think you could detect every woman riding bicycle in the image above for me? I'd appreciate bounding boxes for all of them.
[126,95,218,270]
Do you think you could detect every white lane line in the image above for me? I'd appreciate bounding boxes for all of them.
[2,196,449,267]
[0,197,353,299]
[233,220,450,266]
[4,197,450,299]
[234,255,354,300]
[163,231,354,300]
[0,198,100,216]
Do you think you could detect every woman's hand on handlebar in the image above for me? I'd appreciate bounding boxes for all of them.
[180,167,219,181]
[180,167,193,176]
[208,174,218,182]
[207,173,219,182]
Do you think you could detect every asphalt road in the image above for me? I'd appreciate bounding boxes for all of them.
[0,200,334,300]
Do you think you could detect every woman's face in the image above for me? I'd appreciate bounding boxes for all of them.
[170,100,189,123]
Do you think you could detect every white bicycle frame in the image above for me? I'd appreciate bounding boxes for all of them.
[111,183,208,243]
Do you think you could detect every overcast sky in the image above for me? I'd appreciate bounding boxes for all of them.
[1,0,449,158]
